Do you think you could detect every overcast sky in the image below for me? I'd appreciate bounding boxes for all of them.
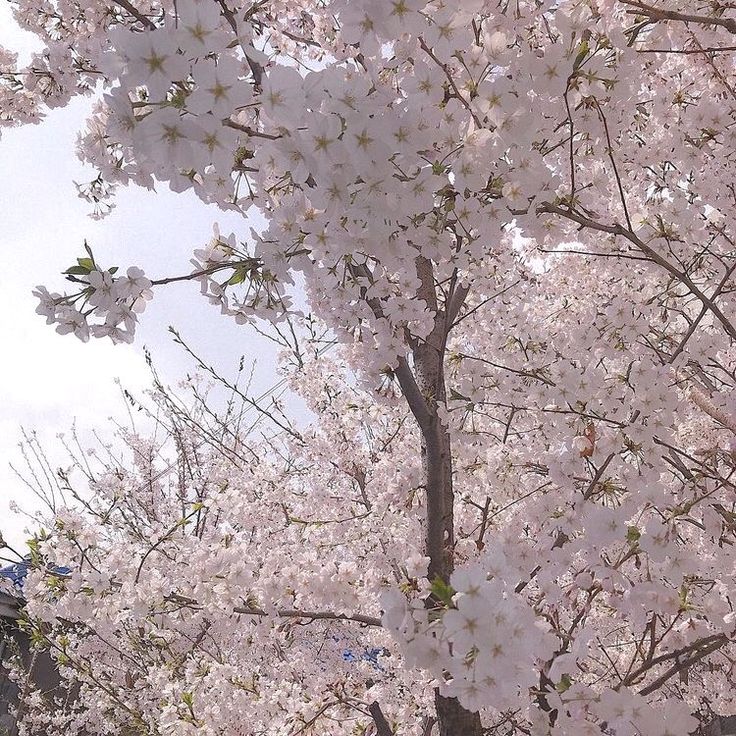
[0,10,286,551]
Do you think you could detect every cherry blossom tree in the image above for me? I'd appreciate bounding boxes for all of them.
[2,0,736,734]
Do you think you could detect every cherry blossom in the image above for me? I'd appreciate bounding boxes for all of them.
[3,0,736,734]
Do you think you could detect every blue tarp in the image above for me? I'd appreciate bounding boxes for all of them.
[342,645,386,669]
[0,562,29,590]
[0,561,70,591]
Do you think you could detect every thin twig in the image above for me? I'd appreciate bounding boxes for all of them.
[620,0,736,34]
[233,605,382,627]
[111,0,156,29]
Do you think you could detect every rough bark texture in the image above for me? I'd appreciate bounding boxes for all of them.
[697,716,736,735]
[415,358,454,583]
[412,256,455,583]
[435,693,483,736]
[411,258,483,736]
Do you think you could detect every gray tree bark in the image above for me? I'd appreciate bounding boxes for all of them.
[392,258,482,736]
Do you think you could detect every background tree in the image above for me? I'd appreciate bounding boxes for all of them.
[2,0,736,734]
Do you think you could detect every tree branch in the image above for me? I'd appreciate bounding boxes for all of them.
[345,260,432,425]
[446,281,469,326]
[638,635,729,695]
[537,202,736,341]
[232,605,382,627]
[368,702,394,736]
[110,0,156,29]
[620,0,736,34]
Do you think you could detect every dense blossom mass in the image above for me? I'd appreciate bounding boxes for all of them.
[2,0,736,734]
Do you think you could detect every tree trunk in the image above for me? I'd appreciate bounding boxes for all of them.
[363,255,479,736]
[411,256,456,584]
[410,257,483,736]
[413,338,482,736]
[435,693,483,736]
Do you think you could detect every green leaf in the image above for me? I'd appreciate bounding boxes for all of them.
[573,40,589,71]
[77,257,94,270]
[64,265,91,276]
[227,270,246,286]
[626,526,641,544]
[29,627,47,649]
[430,576,456,607]
[556,674,573,693]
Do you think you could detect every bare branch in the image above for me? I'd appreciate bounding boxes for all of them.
[110,0,156,29]
[537,202,736,341]
[638,635,730,696]
[232,605,382,627]
[621,0,736,34]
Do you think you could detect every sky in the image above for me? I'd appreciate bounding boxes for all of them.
[0,10,287,551]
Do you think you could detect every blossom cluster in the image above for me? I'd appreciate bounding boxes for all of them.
[3,0,736,733]
[383,560,556,714]
[34,260,152,343]
[10,332,736,736]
